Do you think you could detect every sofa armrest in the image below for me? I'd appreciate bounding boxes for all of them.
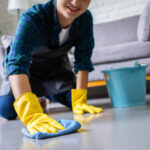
[1,35,13,49]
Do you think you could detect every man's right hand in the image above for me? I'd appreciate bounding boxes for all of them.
[13,92,65,134]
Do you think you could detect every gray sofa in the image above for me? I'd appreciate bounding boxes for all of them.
[90,18,150,81]
[88,3,150,98]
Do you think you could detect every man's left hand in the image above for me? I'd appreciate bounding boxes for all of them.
[71,89,103,115]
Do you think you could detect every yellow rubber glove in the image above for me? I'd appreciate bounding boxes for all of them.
[13,92,65,134]
[71,89,103,115]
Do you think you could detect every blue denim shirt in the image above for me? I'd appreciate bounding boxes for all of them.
[5,0,95,78]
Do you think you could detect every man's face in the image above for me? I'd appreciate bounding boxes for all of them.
[57,0,91,21]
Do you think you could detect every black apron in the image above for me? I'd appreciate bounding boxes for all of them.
[29,0,78,97]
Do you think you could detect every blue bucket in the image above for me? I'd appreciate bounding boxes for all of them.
[102,62,148,108]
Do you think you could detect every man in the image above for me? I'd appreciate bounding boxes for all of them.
[0,0,103,134]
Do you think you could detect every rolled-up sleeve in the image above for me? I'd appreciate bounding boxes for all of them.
[74,10,95,74]
[5,12,43,78]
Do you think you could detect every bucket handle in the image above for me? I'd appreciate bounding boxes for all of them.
[134,61,149,67]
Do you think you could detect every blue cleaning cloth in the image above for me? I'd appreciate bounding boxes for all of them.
[22,119,81,139]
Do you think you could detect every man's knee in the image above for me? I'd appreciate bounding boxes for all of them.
[47,90,72,109]
[0,95,17,120]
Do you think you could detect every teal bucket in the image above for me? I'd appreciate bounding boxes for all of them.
[102,62,148,108]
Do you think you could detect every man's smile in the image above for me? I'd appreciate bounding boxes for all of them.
[66,5,81,13]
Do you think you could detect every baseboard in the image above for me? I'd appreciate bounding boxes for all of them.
[88,75,150,88]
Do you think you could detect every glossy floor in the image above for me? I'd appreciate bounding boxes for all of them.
[1,96,150,150]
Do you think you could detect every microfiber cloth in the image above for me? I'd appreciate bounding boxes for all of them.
[22,119,81,139]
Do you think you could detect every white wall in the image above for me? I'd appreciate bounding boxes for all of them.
[0,0,17,36]
[89,0,150,24]
[0,0,149,36]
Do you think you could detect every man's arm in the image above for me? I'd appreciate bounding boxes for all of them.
[76,71,88,89]
[9,74,32,99]
[72,70,103,114]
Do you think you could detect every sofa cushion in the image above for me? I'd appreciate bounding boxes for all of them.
[92,41,150,65]
[89,57,150,81]
[1,35,13,49]
[137,2,150,41]
[94,15,139,48]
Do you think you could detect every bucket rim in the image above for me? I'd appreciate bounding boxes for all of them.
[102,65,147,73]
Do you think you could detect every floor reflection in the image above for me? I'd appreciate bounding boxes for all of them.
[111,105,150,149]
[74,114,102,126]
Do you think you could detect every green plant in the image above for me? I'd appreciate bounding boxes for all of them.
[0,30,2,35]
